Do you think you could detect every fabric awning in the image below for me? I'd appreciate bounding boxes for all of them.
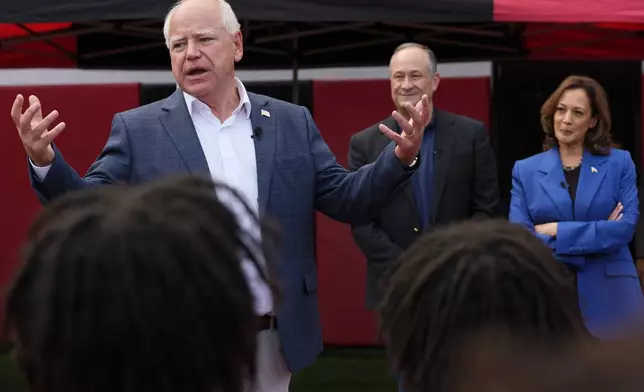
[0,0,641,23]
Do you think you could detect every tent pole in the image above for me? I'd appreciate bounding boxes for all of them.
[292,37,299,105]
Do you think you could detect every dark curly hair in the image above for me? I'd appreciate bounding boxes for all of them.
[541,75,613,155]
[3,175,279,392]
[379,219,586,392]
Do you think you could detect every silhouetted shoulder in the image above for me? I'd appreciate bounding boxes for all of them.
[607,147,632,161]
[442,110,484,127]
[117,97,169,121]
[351,117,391,144]
[249,92,309,115]
[521,150,551,164]
[514,150,551,168]
[437,110,486,138]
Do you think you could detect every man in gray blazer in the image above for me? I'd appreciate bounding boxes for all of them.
[9,1,430,391]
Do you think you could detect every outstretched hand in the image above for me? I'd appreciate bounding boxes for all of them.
[379,94,431,166]
[11,94,66,166]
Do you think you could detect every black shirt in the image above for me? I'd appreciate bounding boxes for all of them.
[564,166,581,203]
[563,165,580,276]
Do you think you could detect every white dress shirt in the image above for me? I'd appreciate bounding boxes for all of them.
[30,78,274,316]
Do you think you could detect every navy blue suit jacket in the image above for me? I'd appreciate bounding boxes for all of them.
[29,89,414,372]
[509,147,644,338]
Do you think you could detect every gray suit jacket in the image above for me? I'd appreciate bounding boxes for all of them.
[29,89,415,372]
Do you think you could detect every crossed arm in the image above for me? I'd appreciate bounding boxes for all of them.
[508,154,638,267]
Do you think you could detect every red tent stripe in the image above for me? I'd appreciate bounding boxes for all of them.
[494,0,644,22]
[0,22,71,39]
[523,23,644,60]
[0,23,76,68]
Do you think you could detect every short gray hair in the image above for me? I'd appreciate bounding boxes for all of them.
[163,0,241,47]
[391,42,438,74]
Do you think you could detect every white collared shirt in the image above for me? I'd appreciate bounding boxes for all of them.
[183,78,273,316]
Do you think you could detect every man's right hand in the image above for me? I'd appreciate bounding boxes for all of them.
[11,94,66,167]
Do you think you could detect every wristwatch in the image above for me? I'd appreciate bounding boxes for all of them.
[403,155,420,171]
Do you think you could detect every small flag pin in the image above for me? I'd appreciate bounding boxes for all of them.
[591,166,598,173]
[261,109,271,117]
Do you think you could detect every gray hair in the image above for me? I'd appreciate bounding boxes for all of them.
[163,0,241,47]
[391,42,438,74]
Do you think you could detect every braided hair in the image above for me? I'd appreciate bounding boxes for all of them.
[379,219,586,392]
[4,175,278,392]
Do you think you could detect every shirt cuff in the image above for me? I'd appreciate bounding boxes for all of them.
[30,158,52,182]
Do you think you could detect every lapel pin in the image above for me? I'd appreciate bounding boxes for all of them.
[261,109,271,118]
[591,166,598,173]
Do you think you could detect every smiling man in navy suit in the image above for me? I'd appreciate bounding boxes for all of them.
[9,1,429,391]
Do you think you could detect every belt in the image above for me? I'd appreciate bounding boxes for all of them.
[257,314,277,331]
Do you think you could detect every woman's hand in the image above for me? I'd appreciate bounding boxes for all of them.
[608,202,623,221]
[535,203,622,239]
[535,222,558,237]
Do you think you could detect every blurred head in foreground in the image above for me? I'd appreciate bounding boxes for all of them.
[379,219,587,392]
[3,175,271,392]
[456,331,644,392]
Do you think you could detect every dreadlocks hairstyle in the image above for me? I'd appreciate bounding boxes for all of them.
[3,174,279,392]
[379,219,587,392]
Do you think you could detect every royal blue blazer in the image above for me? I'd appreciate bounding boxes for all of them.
[509,147,644,339]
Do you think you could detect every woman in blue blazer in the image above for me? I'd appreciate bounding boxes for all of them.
[509,75,644,339]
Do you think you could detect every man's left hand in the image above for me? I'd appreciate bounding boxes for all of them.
[379,94,430,166]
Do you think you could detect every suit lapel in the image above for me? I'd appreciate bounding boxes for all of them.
[160,90,210,176]
[573,150,608,221]
[248,92,276,216]
[430,110,455,221]
[538,148,573,221]
[379,111,455,226]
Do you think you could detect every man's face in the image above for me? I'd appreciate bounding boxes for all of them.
[167,0,243,99]
[389,47,439,116]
